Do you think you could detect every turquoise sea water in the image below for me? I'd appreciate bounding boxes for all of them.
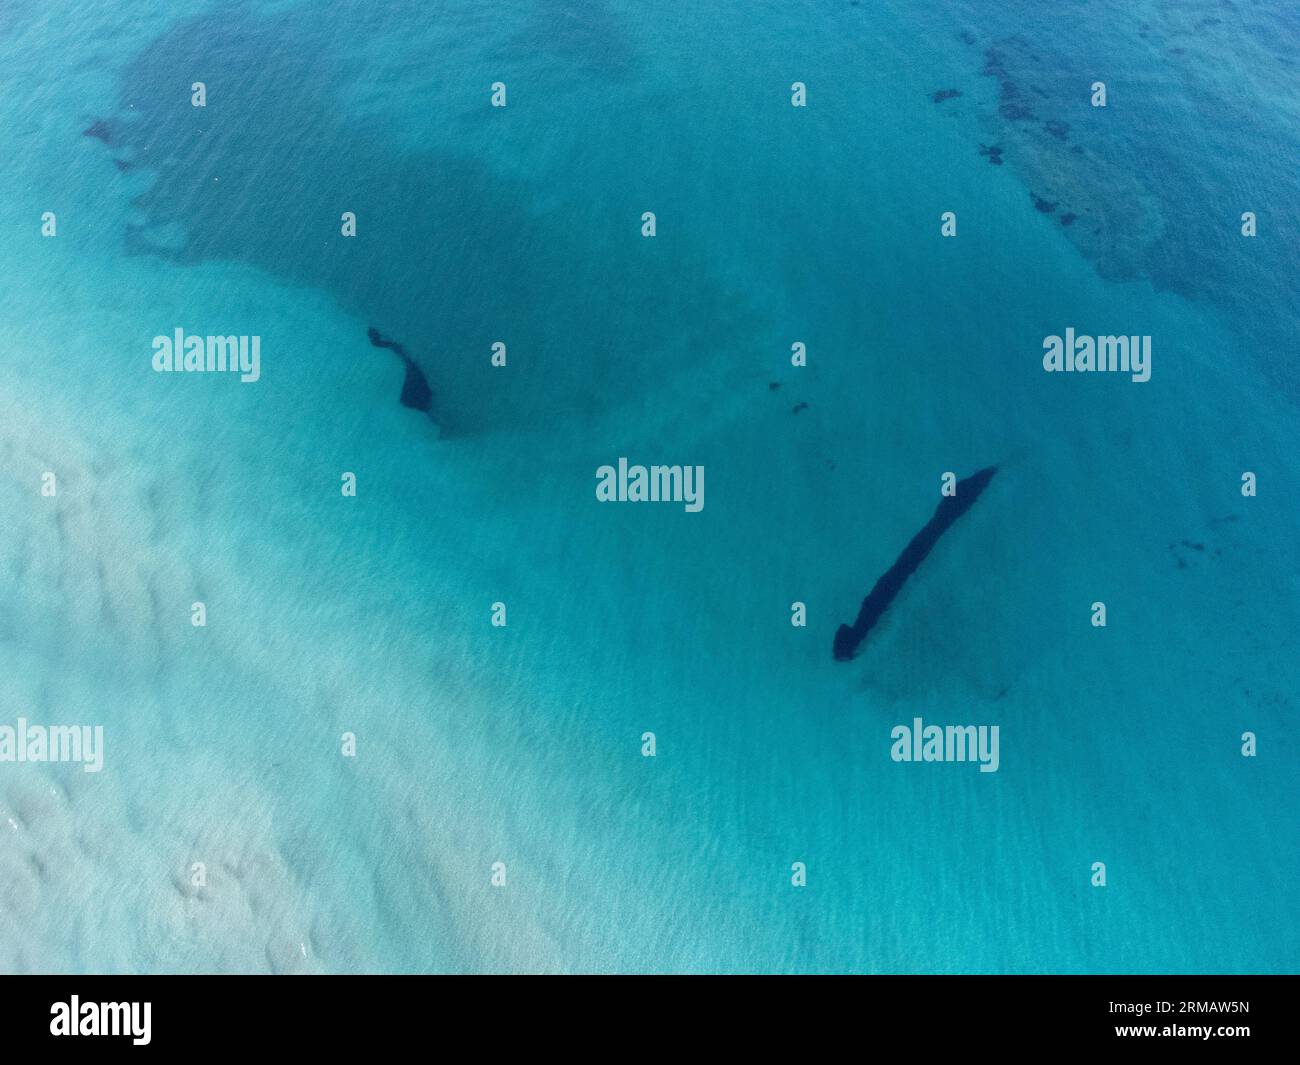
[0,0,1296,973]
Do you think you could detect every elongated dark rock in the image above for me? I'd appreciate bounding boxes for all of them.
[366,327,435,416]
[833,466,997,661]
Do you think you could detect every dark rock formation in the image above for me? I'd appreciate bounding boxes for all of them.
[833,466,998,661]
[366,327,436,418]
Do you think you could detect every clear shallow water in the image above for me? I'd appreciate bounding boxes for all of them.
[0,0,1296,973]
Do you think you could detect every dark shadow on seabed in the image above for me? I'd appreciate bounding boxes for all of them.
[81,3,764,438]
